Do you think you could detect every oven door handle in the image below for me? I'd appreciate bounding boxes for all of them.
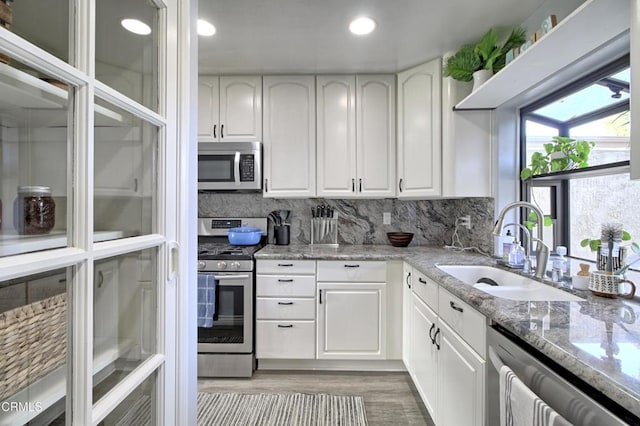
[212,274,251,281]
[234,151,241,186]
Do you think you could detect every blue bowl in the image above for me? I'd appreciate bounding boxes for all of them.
[227,227,263,245]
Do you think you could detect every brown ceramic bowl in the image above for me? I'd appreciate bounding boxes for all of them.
[387,232,414,247]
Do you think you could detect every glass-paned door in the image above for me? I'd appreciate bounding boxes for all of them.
[0,0,190,424]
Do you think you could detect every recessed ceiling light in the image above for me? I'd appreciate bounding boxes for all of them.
[349,17,376,35]
[198,19,216,37]
[121,18,151,35]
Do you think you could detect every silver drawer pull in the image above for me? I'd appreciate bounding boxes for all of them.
[278,302,294,305]
[278,263,294,267]
[418,277,427,284]
[450,301,464,313]
[344,264,360,268]
[278,279,294,283]
[277,324,293,328]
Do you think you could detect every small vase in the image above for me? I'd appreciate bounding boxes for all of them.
[472,69,493,91]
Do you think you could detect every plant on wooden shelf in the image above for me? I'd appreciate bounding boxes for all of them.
[443,27,526,82]
[520,136,596,180]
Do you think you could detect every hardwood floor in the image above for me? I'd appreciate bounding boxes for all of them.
[198,370,434,426]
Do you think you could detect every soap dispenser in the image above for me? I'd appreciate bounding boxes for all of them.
[509,239,525,266]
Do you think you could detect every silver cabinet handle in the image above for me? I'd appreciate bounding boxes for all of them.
[450,301,464,313]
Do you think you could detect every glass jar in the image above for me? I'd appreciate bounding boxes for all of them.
[13,186,56,235]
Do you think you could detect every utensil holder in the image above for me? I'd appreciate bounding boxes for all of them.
[274,225,290,245]
[311,218,338,247]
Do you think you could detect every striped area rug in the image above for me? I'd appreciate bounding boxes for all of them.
[197,392,368,426]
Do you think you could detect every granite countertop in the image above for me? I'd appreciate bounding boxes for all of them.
[255,244,640,419]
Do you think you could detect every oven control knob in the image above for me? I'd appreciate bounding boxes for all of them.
[230,261,241,270]
[197,261,206,270]
[217,261,227,270]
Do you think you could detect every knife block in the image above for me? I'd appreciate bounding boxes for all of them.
[311,217,338,247]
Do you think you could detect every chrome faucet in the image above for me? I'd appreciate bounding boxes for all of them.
[493,202,550,280]
[503,223,532,273]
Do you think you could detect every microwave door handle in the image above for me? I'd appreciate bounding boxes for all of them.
[234,152,241,186]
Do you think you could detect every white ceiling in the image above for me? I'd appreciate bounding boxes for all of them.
[198,0,547,75]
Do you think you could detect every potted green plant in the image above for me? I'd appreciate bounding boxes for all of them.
[520,136,596,180]
[443,27,526,87]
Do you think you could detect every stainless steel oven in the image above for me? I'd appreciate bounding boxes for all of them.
[198,141,262,191]
[197,217,266,378]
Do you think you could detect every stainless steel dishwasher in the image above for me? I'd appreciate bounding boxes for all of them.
[487,324,637,426]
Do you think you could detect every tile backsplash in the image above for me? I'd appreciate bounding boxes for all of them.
[199,193,494,253]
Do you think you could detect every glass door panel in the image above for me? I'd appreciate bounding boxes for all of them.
[93,248,158,404]
[100,372,157,425]
[0,59,72,258]
[93,98,158,241]
[0,267,70,424]
[95,0,159,111]
[8,0,70,63]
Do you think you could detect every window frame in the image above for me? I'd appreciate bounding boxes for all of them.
[519,54,630,257]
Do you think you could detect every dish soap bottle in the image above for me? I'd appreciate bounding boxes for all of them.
[552,246,567,282]
[502,230,514,262]
[509,239,525,266]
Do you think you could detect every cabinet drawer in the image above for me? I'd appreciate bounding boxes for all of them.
[256,275,316,297]
[256,320,315,359]
[256,298,316,320]
[317,260,386,282]
[438,288,486,357]
[257,260,316,274]
[412,269,438,311]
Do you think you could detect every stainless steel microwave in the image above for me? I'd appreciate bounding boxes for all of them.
[198,142,262,191]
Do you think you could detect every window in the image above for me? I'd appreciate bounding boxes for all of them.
[520,55,631,263]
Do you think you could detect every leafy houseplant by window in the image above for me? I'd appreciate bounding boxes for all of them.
[520,136,596,180]
[443,27,526,82]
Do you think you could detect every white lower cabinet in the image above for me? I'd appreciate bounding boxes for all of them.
[316,282,386,359]
[256,259,317,359]
[437,320,485,426]
[411,291,438,419]
[404,272,486,426]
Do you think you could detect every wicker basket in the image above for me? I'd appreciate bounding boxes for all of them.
[0,293,67,401]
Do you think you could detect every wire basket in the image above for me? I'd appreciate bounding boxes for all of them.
[0,293,67,400]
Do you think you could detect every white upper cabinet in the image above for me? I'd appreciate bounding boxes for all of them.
[316,76,357,197]
[317,75,396,198]
[198,75,262,142]
[263,76,316,198]
[441,77,492,197]
[397,59,442,199]
[356,75,396,198]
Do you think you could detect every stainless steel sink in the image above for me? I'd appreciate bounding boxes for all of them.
[437,264,583,301]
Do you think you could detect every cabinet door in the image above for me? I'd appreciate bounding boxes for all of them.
[263,76,316,198]
[441,76,492,197]
[437,320,485,426]
[357,75,396,198]
[198,76,220,141]
[411,292,438,421]
[94,127,142,196]
[317,282,386,360]
[397,59,442,198]
[402,264,413,372]
[219,76,262,142]
[316,75,357,198]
